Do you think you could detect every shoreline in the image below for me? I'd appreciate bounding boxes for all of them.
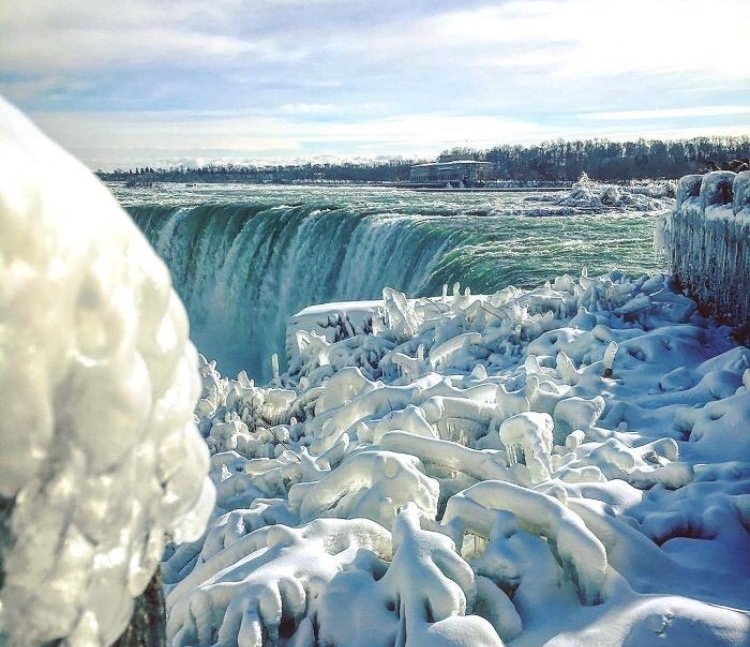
[408,185,572,193]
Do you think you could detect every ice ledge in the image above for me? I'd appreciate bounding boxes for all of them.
[659,170,750,331]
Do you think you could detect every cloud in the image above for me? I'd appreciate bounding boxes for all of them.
[435,0,750,80]
[280,103,345,115]
[28,108,547,169]
[580,106,750,121]
[0,0,287,73]
[2,0,748,168]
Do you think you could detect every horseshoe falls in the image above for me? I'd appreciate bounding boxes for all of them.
[120,183,670,381]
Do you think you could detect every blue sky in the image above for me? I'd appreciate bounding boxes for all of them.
[1,0,748,170]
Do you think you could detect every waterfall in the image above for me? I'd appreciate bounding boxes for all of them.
[129,190,663,382]
[131,202,459,380]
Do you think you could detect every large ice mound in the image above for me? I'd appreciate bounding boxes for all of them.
[524,173,675,216]
[0,99,214,646]
[168,272,749,647]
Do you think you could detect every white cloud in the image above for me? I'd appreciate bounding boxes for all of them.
[280,103,345,115]
[3,0,748,167]
[429,0,750,80]
[0,0,285,72]
[580,106,750,121]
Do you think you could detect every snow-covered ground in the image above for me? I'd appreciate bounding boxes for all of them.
[167,275,750,647]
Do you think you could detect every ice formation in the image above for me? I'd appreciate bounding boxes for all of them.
[525,173,676,216]
[657,170,750,327]
[167,268,750,646]
[0,99,214,646]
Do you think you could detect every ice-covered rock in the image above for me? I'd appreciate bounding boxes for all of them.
[527,173,675,216]
[318,505,504,647]
[442,481,608,605]
[733,170,750,215]
[167,518,392,647]
[289,449,439,528]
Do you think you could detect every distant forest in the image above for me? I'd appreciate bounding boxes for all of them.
[97,135,750,185]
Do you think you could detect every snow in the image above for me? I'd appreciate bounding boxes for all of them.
[0,99,214,646]
[169,270,750,647]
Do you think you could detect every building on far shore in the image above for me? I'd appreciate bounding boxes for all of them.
[410,160,492,186]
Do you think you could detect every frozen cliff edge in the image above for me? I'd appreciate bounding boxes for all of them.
[171,273,749,647]
[657,170,750,331]
[0,99,214,646]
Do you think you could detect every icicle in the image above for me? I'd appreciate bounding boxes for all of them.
[271,353,280,382]
[470,363,487,382]
[602,341,618,377]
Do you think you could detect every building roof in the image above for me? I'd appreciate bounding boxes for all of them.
[411,160,492,168]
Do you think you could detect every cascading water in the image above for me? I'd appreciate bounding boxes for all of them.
[125,184,668,381]
[132,201,463,379]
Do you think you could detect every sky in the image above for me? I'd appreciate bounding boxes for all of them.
[1,0,749,171]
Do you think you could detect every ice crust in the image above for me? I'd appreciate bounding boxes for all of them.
[168,266,750,646]
[0,99,214,646]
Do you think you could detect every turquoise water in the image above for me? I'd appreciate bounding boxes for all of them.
[114,183,667,380]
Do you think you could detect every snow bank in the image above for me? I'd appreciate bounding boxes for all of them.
[0,99,214,646]
[170,268,750,646]
[658,170,750,328]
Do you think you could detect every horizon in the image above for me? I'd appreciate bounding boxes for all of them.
[2,0,749,171]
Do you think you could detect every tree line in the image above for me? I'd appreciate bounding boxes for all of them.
[97,135,750,185]
[445,135,750,181]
